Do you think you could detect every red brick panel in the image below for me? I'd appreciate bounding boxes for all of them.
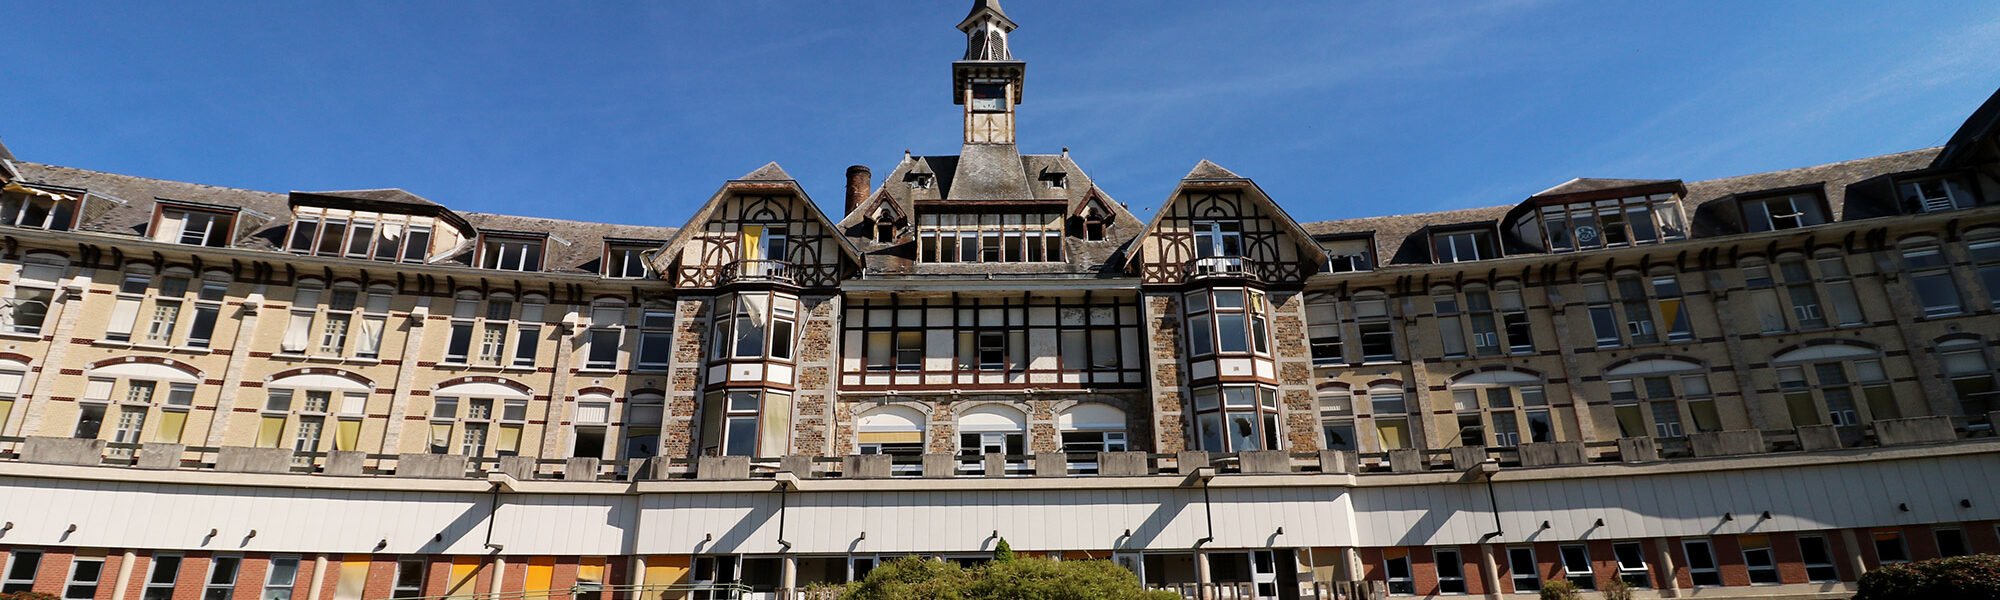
[178,555,214,600]
[35,549,76,595]
[1585,540,1618,591]
[119,554,153,600]
[1668,537,1695,590]
[1356,548,1384,582]
[426,558,451,598]
[1826,532,1858,583]
[291,556,318,600]
[235,555,270,600]
[1853,528,1883,569]
[1968,521,2000,555]
[1903,525,1939,561]
[1768,532,1806,585]
[362,557,396,600]
[91,553,124,600]
[1409,547,1437,596]
[1457,545,1486,596]
[548,558,579,600]
[1711,536,1750,588]
[497,559,527,596]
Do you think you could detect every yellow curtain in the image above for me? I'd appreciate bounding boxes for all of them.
[335,419,362,451]
[447,557,480,599]
[430,423,454,449]
[857,431,922,444]
[642,556,690,600]
[256,416,287,448]
[334,558,370,600]
[1376,418,1408,450]
[497,425,522,454]
[525,558,555,596]
[1688,400,1721,433]
[741,225,764,260]
[577,559,606,585]
[157,411,188,443]
[0,399,12,435]
[1656,299,1682,329]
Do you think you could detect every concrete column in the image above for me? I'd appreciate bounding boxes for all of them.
[1195,549,1213,600]
[630,556,644,600]
[1341,547,1362,582]
[380,297,434,455]
[111,550,136,600]
[1652,538,1678,598]
[205,287,267,445]
[307,555,329,600]
[14,269,93,437]
[1477,545,1501,600]
[1841,529,1869,578]
[781,556,797,595]
[489,556,505,600]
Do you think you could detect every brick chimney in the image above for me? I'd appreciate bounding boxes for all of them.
[845,165,871,216]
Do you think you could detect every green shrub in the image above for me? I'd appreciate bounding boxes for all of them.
[1536,579,1580,600]
[0,592,61,600]
[840,555,1176,600]
[1856,554,2000,600]
[1599,579,1631,600]
[995,538,1016,563]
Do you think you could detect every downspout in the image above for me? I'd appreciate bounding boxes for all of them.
[777,483,793,553]
[1481,473,1503,540]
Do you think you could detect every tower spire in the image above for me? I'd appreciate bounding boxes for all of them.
[953,0,1026,145]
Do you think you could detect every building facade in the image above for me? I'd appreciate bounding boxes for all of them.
[4,2,2000,599]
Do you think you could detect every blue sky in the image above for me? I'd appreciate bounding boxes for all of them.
[4,2,1997,226]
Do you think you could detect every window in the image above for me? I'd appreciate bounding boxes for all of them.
[1969,231,2000,308]
[1452,384,1542,448]
[850,297,1140,383]
[1355,295,1395,362]
[142,554,182,600]
[1507,547,1539,592]
[1609,372,1718,437]
[480,235,544,271]
[1184,288,1270,357]
[261,388,368,452]
[1902,243,1961,317]
[204,556,241,600]
[441,292,543,367]
[1192,385,1281,452]
[605,244,651,278]
[1382,552,1414,595]
[1371,387,1411,450]
[0,184,79,230]
[704,390,787,457]
[969,83,1007,112]
[1934,527,1970,558]
[1432,229,1494,263]
[1540,193,1687,252]
[917,212,1062,263]
[429,396,527,458]
[74,402,106,439]
[282,282,391,358]
[1741,536,1779,584]
[1743,263,1788,334]
[2,550,41,593]
[1611,542,1650,588]
[1584,281,1621,347]
[1777,357,1892,428]
[1739,192,1825,232]
[1873,530,1909,564]
[288,212,434,263]
[635,309,672,369]
[1434,548,1466,594]
[157,207,233,247]
[1305,294,1344,364]
[64,557,104,600]
[1319,388,1355,451]
[1815,254,1867,326]
[1796,535,1839,582]
[1557,545,1594,590]
[715,293,797,362]
[5,255,63,335]
[1899,175,1978,213]
[1437,285,1533,357]
[1940,340,1996,416]
[1681,540,1721,587]
[263,557,300,600]
[392,559,425,600]
[1191,219,1243,259]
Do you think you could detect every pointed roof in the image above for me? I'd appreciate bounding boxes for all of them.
[1935,86,2000,168]
[736,161,794,182]
[947,143,1033,200]
[0,137,15,161]
[958,0,1016,33]
[1183,159,1244,180]
[654,162,863,279]
[1123,160,1329,270]
[1530,177,1678,198]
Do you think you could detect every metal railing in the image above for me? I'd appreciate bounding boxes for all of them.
[722,260,796,285]
[1186,256,1253,280]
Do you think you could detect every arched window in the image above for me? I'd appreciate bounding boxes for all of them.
[571,392,614,460]
[1939,339,1996,416]
[1317,385,1355,451]
[856,405,925,470]
[625,393,665,461]
[959,404,1027,473]
[431,380,532,458]
[1058,403,1127,452]
[79,360,201,453]
[1771,344,1894,427]
[1604,359,1716,438]
[1448,370,1549,447]
[1367,385,1410,451]
[265,371,371,457]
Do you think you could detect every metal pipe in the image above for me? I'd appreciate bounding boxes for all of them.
[1481,472,1504,541]
[777,483,793,553]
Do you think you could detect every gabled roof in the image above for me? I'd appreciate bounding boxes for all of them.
[948,144,1034,200]
[1530,177,1680,199]
[958,0,1016,32]
[1123,159,1330,270]
[655,162,863,272]
[1935,87,2000,168]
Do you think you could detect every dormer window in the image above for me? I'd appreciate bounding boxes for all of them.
[875,221,897,244]
[155,206,233,247]
[1898,175,1979,213]
[605,244,650,279]
[480,235,543,272]
[1539,194,1686,252]
[970,83,1007,112]
[1319,237,1374,272]
[1432,229,1495,263]
[907,172,934,190]
[1043,172,1067,189]
[1739,192,1825,232]
[0,184,78,231]
[288,213,433,263]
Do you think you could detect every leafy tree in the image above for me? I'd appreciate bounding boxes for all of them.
[995,538,1016,563]
[1856,554,2000,600]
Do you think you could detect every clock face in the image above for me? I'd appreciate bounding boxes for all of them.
[1575,225,1599,243]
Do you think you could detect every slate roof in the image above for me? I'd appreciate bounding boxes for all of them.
[7,161,676,275]
[1300,148,1943,267]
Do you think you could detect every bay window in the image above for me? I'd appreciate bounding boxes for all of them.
[701,389,791,457]
[1192,385,1280,452]
[1185,288,1270,356]
[715,292,799,363]
[1539,193,1687,252]
[917,212,1063,263]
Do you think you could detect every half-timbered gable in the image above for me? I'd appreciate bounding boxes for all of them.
[654,163,858,290]
[1127,160,1329,286]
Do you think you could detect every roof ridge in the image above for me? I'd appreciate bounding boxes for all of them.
[21,161,287,198]
[1685,147,1940,187]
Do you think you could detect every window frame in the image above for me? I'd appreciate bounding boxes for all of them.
[63,556,105,600]
[478,234,546,272]
[142,553,183,600]
[1191,384,1283,453]
[203,555,242,600]
[1557,544,1595,590]
[1681,539,1721,587]
[1,550,42,594]
[1506,546,1539,593]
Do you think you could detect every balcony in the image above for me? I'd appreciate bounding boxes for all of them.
[721,259,796,286]
[1186,256,1254,281]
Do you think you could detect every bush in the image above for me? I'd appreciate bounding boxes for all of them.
[0,592,61,600]
[1856,554,2000,600]
[841,555,1177,600]
[1536,579,1580,600]
[1599,579,1632,600]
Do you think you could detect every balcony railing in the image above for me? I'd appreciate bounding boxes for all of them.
[722,259,796,286]
[1187,256,1254,280]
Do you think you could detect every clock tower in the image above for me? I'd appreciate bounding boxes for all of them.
[954,0,1024,145]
